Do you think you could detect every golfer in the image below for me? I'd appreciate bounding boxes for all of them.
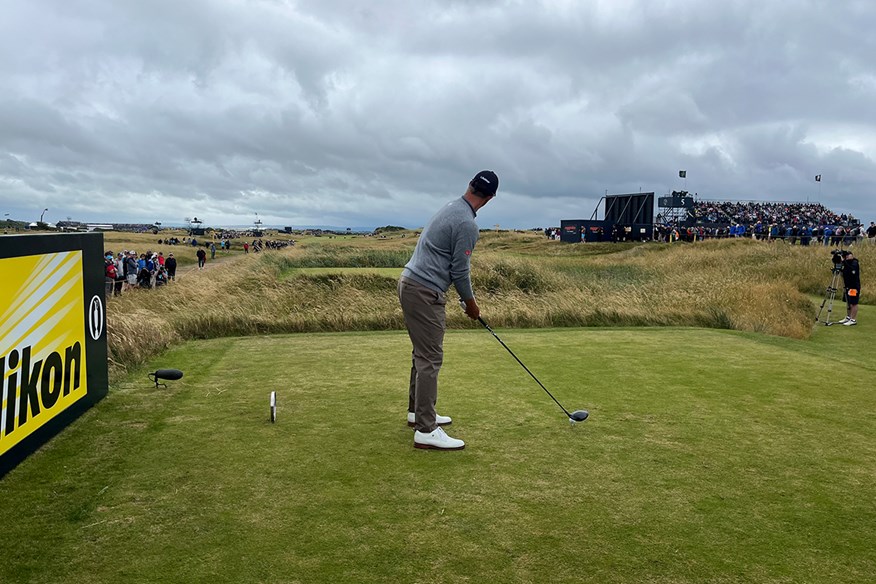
[839,249,861,326]
[399,170,498,450]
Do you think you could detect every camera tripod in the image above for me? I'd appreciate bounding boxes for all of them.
[815,267,844,326]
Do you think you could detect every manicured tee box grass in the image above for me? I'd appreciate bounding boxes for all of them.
[2,323,875,583]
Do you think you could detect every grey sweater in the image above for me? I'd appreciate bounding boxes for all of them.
[401,197,479,300]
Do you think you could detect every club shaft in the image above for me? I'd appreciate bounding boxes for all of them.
[478,317,572,417]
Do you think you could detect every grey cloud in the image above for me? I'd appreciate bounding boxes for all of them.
[1,0,875,228]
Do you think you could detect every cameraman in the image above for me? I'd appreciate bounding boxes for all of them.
[839,250,861,326]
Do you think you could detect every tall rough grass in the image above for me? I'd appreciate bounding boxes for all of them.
[269,247,413,269]
[105,235,873,378]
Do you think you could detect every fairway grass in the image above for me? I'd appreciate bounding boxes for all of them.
[2,319,875,583]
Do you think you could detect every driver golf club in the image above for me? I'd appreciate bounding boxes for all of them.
[462,301,589,424]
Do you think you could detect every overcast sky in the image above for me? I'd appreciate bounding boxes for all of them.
[1,0,875,230]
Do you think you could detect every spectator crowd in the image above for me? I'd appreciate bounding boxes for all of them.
[243,238,295,253]
[104,237,296,296]
[104,249,177,296]
[658,199,865,244]
[654,223,869,245]
[687,200,856,228]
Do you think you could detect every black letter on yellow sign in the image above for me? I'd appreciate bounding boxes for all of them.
[3,349,20,436]
[64,342,81,395]
[41,352,63,410]
[18,347,42,426]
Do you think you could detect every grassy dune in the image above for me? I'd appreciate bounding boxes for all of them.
[105,233,872,377]
[99,229,391,267]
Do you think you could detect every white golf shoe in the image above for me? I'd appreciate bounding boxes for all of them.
[407,412,452,427]
[838,316,851,324]
[843,318,857,326]
[414,427,465,450]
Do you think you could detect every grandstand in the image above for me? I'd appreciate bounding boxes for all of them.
[686,200,856,228]
[653,196,863,243]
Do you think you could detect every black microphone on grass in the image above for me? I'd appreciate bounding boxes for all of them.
[149,369,183,388]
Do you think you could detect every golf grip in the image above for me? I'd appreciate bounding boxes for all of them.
[476,316,572,418]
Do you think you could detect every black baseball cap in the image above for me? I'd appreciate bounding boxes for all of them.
[470,170,499,197]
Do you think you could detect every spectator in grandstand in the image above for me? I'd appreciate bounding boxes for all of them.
[753,221,763,239]
[822,225,833,246]
[851,225,865,245]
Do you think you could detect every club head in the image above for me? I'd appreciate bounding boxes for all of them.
[568,410,589,424]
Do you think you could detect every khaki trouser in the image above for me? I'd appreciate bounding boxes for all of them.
[398,277,446,433]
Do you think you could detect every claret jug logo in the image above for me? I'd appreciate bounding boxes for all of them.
[1,251,89,456]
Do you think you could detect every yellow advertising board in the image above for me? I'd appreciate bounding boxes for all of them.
[0,234,107,475]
